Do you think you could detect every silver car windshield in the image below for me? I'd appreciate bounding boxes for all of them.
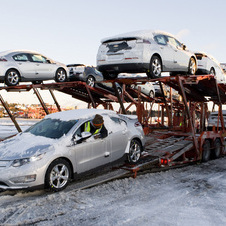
[25,118,78,139]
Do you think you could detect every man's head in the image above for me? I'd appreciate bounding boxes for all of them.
[92,114,104,129]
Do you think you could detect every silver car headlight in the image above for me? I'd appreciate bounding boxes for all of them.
[11,153,45,167]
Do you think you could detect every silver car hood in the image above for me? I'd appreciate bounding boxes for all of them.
[0,132,55,160]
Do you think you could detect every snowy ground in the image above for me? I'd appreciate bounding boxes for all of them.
[1,158,226,225]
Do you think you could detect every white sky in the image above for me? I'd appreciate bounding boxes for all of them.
[0,0,226,107]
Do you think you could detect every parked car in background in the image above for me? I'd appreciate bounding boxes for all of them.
[0,50,68,86]
[195,52,226,83]
[0,109,145,191]
[97,30,197,79]
[67,64,122,94]
[131,82,155,98]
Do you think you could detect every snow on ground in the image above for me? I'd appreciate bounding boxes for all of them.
[1,158,226,225]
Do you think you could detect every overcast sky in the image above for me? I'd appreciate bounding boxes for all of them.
[0,0,225,107]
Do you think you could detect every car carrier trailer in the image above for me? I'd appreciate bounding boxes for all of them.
[0,74,226,188]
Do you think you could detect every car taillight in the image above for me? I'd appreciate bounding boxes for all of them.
[0,57,7,61]
[160,158,170,165]
[134,121,141,127]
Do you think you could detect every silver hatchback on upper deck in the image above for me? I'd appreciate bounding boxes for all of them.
[97,30,197,79]
[0,50,68,86]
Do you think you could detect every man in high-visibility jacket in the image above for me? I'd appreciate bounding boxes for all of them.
[84,114,108,139]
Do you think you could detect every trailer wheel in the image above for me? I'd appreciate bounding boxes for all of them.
[202,140,211,162]
[213,139,221,159]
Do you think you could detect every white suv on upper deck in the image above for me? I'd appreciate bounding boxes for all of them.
[97,30,197,79]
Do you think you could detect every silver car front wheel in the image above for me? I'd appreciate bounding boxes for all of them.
[86,76,95,87]
[55,68,67,82]
[5,69,20,86]
[45,159,71,192]
[188,58,197,75]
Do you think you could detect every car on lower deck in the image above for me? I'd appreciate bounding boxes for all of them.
[97,30,197,79]
[0,50,68,86]
[0,109,145,192]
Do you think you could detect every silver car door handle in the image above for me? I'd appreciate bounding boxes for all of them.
[36,64,40,66]
[104,152,110,157]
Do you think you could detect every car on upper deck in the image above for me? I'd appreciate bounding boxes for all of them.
[195,52,226,84]
[0,109,145,192]
[67,64,122,94]
[97,30,197,79]
[0,50,68,86]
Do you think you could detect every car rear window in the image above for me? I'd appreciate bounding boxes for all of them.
[13,54,29,62]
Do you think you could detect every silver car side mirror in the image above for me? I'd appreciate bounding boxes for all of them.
[81,131,92,139]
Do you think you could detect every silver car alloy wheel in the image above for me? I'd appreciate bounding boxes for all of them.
[87,76,95,87]
[189,58,197,75]
[7,71,19,86]
[129,140,141,163]
[152,58,161,77]
[49,163,70,189]
[56,69,66,82]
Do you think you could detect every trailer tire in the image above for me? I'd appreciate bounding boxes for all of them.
[213,139,221,159]
[202,140,211,162]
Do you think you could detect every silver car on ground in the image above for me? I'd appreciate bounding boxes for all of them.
[0,109,145,191]
[0,50,68,86]
[97,30,197,79]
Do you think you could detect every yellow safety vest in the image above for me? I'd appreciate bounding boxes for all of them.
[84,121,102,135]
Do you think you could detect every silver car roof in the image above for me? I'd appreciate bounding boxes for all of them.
[101,30,175,43]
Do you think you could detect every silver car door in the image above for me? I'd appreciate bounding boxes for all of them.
[167,37,189,70]
[106,117,128,162]
[30,54,56,79]
[12,53,36,79]
[154,35,175,70]
[70,122,110,174]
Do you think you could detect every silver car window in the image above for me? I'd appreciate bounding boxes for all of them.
[30,54,48,63]
[13,54,29,62]
[154,35,167,45]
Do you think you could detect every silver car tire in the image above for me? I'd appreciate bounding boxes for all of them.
[149,90,155,98]
[45,158,71,192]
[149,56,162,78]
[5,69,20,86]
[86,76,95,87]
[126,139,142,164]
[188,57,197,75]
[55,68,67,83]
